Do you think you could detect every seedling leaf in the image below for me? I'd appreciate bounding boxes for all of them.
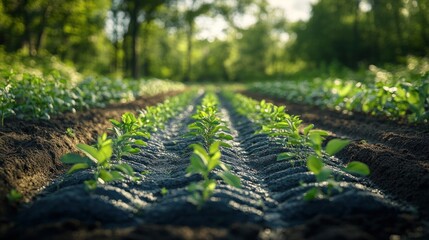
[325,139,350,155]
[77,143,102,163]
[345,161,370,176]
[67,163,90,174]
[307,155,324,174]
[218,171,241,188]
[277,152,296,161]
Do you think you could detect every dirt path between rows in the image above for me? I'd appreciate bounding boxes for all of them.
[0,91,182,220]
[245,92,429,218]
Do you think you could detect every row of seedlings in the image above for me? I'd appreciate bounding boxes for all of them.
[223,91,370,200]
[185,92,241,208]
[0,72,185,125]
[61,90,198,191]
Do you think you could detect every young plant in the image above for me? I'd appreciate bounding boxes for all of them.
[304,138,370,200]
[0,78,15,126]
[187,92,233,148]
[110,112,150,161]
[65,127,76,138]
[61,133,138,190]
[186,142,241,209]
[7,189,23,204]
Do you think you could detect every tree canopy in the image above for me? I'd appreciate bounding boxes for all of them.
[0,0,427,81]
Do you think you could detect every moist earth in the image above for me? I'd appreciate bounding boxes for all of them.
[2,93,428,239]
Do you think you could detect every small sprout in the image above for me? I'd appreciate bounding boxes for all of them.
[161,187,168,196]
[7,189,23,203]
[186,141,241,209]
[304,139,370,201]
[65,127,75,138]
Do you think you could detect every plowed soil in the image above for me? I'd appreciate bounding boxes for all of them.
[1,91,429,240]
[0,91,181,219]
[246,92,429,218]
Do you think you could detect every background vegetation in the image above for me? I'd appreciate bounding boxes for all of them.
[0,0,428,82]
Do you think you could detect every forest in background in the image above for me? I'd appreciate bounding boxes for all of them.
[0,0,428,82]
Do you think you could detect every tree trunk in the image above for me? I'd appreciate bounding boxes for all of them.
[130,0,140,79]
[142,22,150,76]
[184,21,193,82]
[352,0,360,66]
[35,6,51,55]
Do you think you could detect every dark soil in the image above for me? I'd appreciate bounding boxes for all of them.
[245,92,429,218]
[3,93,428,239]
[0,91,182,220]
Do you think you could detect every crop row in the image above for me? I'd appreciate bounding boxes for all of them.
[61,90,197,191]
[184,92,241,208]
[248,68,429,123]
[222,91,369,200]
[0,70,185,125]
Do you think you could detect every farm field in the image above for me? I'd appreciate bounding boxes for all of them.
[1,85,428,239]
[1,0,429,239]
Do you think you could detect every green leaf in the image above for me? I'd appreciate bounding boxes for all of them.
[345,161,370,176]
[115,163,135,176]
[303,124,314,136]
[316,167,332,182]
[325,139,350,156]
[77,143,102,163]
[191,144,210,164]
[134,139,146,146]
[99,169,115,183]
[207,152,221,171]
[303,187,319,201]
[61,153,92,165]
[307,155,324,174]
[218,133,233,140]
[7,189,23,203]
[277,152,296,161]
[188,153,206,174]
[161,187,168,196]
[67,163,90,174]
[209,141,220,155]
[218,171,241,188]
[219,142,232,148]
[84,180,97,191]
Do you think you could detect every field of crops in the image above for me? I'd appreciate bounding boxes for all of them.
[1,74,428,239]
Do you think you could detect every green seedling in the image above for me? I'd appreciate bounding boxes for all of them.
[66,127,75,138]
[223,92,371,201]
[61,133,137,191]
[187,93,233,148]
[7,189,23,203]
[161,187,168,196]
[0,79,15,126]
[186,141,241,209]
[304,138,370,200]
[110,112,150,161]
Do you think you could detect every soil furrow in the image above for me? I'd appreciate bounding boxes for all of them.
[245,92,429,217]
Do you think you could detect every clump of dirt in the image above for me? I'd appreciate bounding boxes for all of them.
[0,91,181,219]
[245,92,429,217]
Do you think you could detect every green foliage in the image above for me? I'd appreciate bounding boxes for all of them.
[61,133,137,190]
[186,142,241,209]
[60,91,197,190]
[65,128,76,138]
[110,112,150,161]
[249,62,429,123]
[7,189,23,203]
[304,139,369,201]
[0,68,185,125]
[223,91,370,201]
[187,92,233,147]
